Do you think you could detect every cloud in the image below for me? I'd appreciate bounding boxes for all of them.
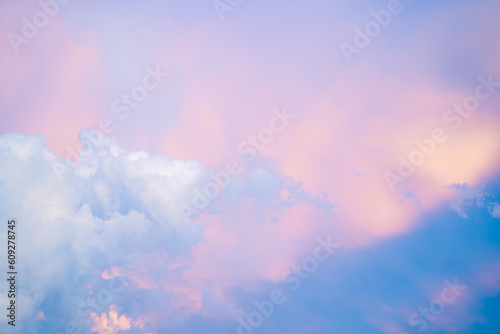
[91,305,136,334]
[490,203,500,218]
[448,183,500,219]
[0,131,207,332]
[0,130,335,333]
[449,184,488,219]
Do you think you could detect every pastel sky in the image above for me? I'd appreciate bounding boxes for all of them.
[1,0,500,333]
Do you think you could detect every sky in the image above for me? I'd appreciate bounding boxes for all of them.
[1,0,500,333]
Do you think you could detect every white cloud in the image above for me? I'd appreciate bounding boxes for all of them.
[0,131,331,333]
[490,203,500,218]
[0,131,208,332]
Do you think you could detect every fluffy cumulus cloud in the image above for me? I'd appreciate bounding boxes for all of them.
[0,131,198,332]
[0,131,336,333]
